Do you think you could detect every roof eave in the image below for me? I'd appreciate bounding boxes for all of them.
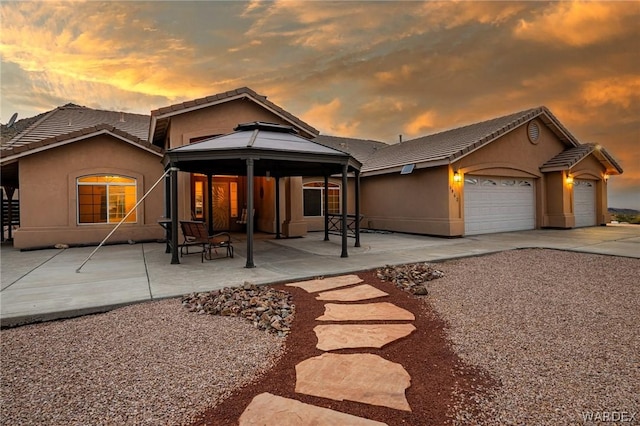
[150,92,320,146]
[361,158,449,177]
[0,128,162,164]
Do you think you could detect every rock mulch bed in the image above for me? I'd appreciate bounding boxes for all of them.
[182,282,295,337]
[376,263,444,295]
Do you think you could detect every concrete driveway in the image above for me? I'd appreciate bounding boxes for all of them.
[1,225,639,327]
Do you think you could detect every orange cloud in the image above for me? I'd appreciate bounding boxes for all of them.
[301,98,361,136]
[514,1,636,46]
[0,2,203,102]
[581,76,640,109]
[404,110,438,136]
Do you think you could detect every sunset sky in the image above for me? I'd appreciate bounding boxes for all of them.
[1,1,638,208]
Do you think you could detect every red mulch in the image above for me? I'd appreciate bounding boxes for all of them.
[190,270,495,425]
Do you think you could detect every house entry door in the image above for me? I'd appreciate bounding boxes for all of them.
[212,182,230,230]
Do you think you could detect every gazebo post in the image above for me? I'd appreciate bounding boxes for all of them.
[246,158,256,268]
[355,169,361,247]
[275,176,281,239]
[324,174,330,241]
[170,166,180,264]
[341,164,348,258]
[207,173,214,235]
[164,172,171,253]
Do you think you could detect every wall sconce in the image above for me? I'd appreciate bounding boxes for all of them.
[453,171,462,183]
[603,173,609,182]
[566,174,574,185]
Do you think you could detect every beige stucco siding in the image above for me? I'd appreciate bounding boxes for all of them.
[14,135,164,249]
[361,166,457,236]
[454,120,563,177]
[167,100,314,149]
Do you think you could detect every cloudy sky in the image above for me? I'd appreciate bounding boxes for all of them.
[1,1,638,208]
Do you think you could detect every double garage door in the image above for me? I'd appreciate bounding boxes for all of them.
[464,176,535,235]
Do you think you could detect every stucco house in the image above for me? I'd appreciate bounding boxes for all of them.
[319,107,623,236]
[0,87,623,250]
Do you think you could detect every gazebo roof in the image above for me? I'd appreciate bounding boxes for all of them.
[163,122,361,176]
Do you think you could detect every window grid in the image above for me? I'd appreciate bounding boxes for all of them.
[77,175,137,224]
[303,182,341,217]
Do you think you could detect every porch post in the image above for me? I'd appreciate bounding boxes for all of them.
[170,166,180,264]
[355,169,361,247]
[5,186,16,241]
[341,164,348,258]
[324,174,330,241]
[164,174,171,253]
[246,158,255,268]
[207,174,214,235]
[275,176,281,239]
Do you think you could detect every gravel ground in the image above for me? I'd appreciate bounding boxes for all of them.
[426,249,640,425]
[2,249,638,425]
[1,299,285,425]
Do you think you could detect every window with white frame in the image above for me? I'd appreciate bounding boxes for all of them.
[77,175,137,224]
[303,182,340,217]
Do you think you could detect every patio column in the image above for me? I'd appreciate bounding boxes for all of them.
[341,164,348,258]
[207,174,214,235]
[355,169,361,248]
[324,174,330,241]
[170,166,180,264]
[275,176,281,239]
[246,158,255,268]
[164,173,171,253]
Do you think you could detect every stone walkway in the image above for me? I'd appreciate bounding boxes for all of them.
[238,274,416,425]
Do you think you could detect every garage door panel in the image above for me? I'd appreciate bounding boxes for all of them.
[574,180,596,227]
[464,176,535,235]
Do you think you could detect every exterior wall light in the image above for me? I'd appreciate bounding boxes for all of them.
[453,171,462,183]
[603,173,609,182]
[566,174,574,185]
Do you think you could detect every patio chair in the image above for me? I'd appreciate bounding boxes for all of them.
[179,220,234,262]
[236,208,255,226]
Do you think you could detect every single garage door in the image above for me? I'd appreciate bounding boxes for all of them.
[574,179,596,227]
[464,176,535,235]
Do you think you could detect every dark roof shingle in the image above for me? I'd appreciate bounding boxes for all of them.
[361,106,578,173]
[1,104,155,160]
[312,135,387,165]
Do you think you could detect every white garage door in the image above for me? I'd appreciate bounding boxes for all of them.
[574,180,596,227]
[464,176,535,235]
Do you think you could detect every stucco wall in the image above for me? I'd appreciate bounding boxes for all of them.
[361,166,456,236]
[167,99,314,149]
[14,135,164,249]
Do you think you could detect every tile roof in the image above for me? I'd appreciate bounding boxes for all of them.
[149,87,319,146]
[361,106,579,174]
[540,143,623,174]
[0,104,157,161]
[313,135,388,165]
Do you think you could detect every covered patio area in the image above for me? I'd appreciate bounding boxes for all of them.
[163,122,362,268]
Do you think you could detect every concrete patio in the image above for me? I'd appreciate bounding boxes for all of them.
[1,225,639,327]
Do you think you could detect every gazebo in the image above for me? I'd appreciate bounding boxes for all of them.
[162,122,362,268]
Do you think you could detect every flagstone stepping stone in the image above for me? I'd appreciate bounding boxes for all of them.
[316,284,389,301]
[239,392,388,425]
[286,274,363,293]
[314,323,417,351]
[316,302,415,321]
[295,353,412,411]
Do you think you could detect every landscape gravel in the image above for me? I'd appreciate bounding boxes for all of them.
[0,298,285,426]
[426,248,640,425]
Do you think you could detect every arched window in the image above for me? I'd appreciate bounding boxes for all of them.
[77,175,137,224]
[303,182,340,217]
